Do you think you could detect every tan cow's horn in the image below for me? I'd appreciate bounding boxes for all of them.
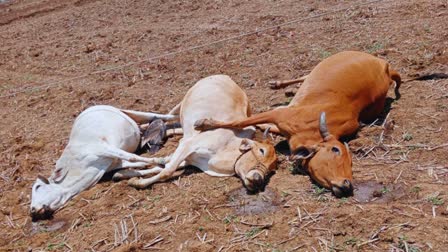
[319,112,330,140]
[263,127,271,140]
[37,175,50,184]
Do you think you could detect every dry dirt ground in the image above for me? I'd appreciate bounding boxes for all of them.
[0,0,447,251]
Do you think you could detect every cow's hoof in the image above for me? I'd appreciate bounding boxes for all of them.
[128,178,145,189]
[112,172,125,181]
[268,80,281,89]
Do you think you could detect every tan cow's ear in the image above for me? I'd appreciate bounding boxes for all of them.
[239,139,253,152]
[290,146,317,161]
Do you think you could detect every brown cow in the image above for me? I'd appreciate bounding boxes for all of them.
[195,51,401,197]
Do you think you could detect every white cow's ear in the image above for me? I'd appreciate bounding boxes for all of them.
[50,167,68,183]
[239,139,253,152]
[37,175,50,184]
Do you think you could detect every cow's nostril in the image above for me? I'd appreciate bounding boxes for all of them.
[251,173,264,187]
[332,180,354,198]
[31,207,36,213]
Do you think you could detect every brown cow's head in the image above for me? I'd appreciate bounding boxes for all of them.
[290,112,353,198]
[234,130,277,193]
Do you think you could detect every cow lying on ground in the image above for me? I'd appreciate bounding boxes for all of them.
[195,51,401,197]
[114,75,278,192]
[30,105,177,220]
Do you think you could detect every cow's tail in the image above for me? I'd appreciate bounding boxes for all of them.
[168,102,181,115]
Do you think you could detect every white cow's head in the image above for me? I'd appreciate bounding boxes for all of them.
[30,158,71,221]
[30,153,106,221]
[30,175,67,221]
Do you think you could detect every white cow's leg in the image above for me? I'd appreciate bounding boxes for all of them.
[140,123,183,135]
[113,166,164,181]
[121,109,179,124]
[128,140,194,189]
[119,161,149,168]
[101,145,169,164]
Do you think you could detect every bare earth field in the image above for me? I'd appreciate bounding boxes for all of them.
[0,0,447,251]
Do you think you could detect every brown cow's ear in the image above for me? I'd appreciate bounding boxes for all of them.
[37,175,50,184]
[290,146,317,161]
[239,139,253,152]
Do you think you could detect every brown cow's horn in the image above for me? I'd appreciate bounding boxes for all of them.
[319,112,330,140]
[344,142,350,152]
[263,127,271,140]
[37,175,50,184]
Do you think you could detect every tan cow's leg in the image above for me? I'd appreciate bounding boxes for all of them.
[128,140,194,189]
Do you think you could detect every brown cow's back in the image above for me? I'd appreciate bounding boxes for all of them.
[290,51,393,118]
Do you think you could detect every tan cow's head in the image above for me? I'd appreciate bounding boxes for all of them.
[290,112,353,198]
[234,131,277,193]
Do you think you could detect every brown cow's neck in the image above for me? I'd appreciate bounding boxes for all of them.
[278,102,355,147]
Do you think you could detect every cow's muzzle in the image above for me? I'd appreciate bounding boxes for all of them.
[331,179,353,198]
[244,171,265,193]
[30,205,54,221]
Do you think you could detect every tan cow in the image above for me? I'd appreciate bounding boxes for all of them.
[115,75,278,192]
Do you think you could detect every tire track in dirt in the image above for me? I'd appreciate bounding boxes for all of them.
[0,0,85,26]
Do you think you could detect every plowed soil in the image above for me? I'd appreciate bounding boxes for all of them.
[1,0,447,251]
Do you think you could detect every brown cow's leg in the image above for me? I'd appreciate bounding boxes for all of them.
[194,109,284,131]
[269,75,308,89]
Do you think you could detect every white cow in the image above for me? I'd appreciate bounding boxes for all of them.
[116,75,278,191]
[30,105,176,220]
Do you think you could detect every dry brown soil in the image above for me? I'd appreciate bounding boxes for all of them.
[0,0,447,251]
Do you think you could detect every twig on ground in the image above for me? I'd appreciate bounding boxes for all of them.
[239,220,273,228]
[143,235,164,250]
[394,170,403,183]
[149,215,172,224]
[357,238,380,248]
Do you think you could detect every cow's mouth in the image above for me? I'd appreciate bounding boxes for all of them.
[243,170,266,194]
[31,207,55,222]
[331,180,354,198]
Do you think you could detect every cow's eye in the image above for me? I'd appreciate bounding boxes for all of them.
[331,147,340,155]
[259,148,265,155]
[35,185,41,190]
